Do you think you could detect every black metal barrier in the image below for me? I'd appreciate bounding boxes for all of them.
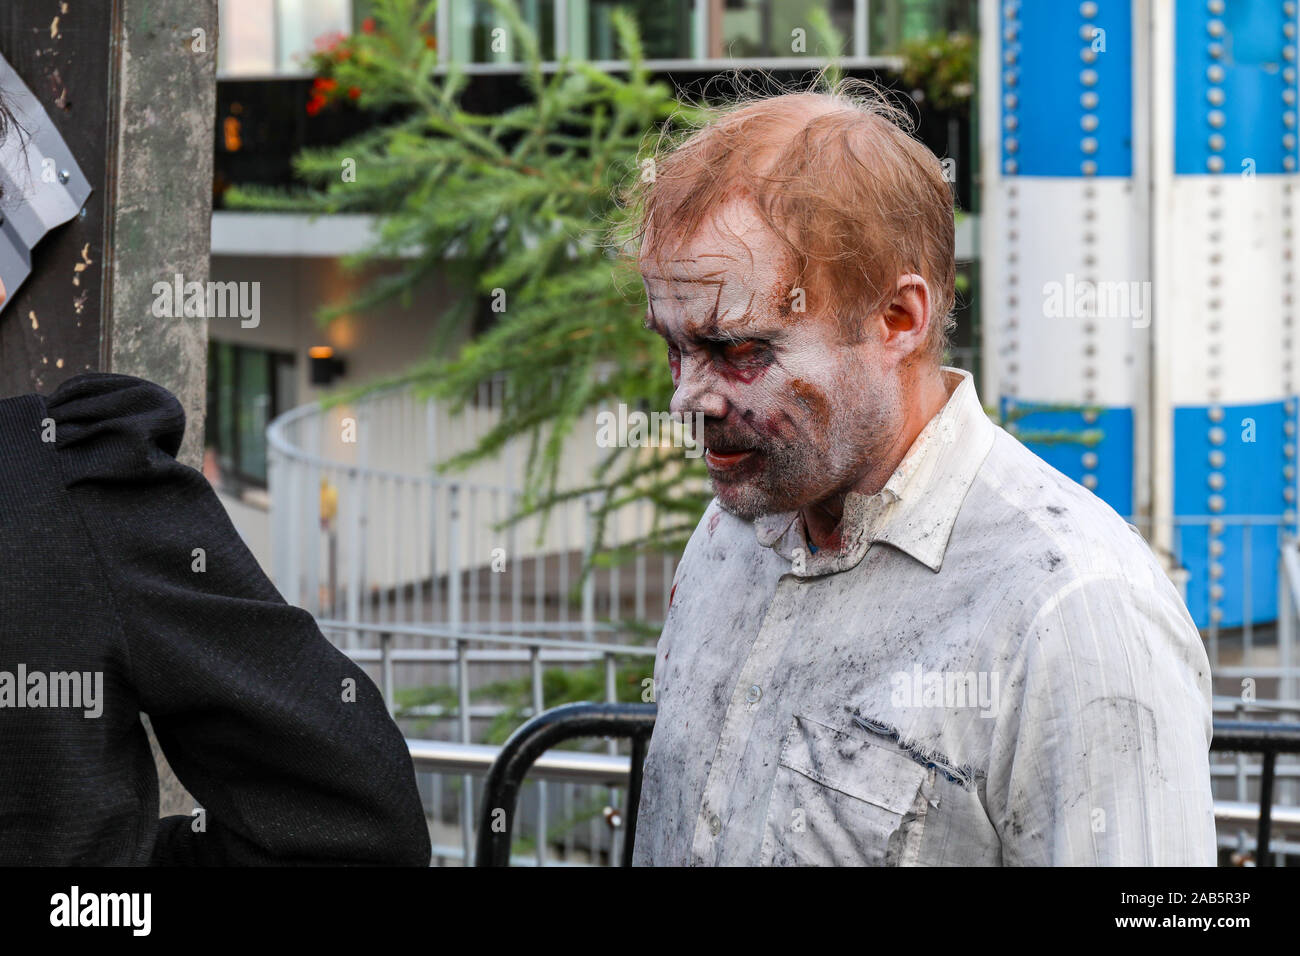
[1211,719,1300,865]
[475,701,658,867]
[474,710,1300,867]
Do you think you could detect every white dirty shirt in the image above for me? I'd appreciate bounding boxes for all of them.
[633,366,1217,866]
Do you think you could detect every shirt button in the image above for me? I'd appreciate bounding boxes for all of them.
[709,814,722,836]
[745,684,762,703]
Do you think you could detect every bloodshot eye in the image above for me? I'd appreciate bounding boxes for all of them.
[667,344,681,378]
[719,340,771,367]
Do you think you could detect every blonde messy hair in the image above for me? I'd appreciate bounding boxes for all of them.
[617,71,957,361]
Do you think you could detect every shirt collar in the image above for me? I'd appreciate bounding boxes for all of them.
[753,366,995,577]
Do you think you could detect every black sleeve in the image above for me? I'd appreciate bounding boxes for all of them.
[47,372,431,866]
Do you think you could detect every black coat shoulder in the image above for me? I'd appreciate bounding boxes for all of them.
[43,372,187,486]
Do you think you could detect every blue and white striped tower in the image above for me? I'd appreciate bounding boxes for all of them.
[981,0,1300,629]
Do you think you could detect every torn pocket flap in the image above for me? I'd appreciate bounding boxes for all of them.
[779,713,929,814]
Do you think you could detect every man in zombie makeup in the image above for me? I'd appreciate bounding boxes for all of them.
[629,84,1216,866]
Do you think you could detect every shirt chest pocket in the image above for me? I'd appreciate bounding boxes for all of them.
[759,713,932,866]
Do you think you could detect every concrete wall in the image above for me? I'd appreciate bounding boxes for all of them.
[208,254,463,406]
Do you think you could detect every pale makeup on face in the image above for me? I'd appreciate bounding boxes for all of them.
[640,199,907,529]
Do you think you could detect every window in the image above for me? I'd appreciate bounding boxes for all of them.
[218,0,354,76]
[721,0,854,59]
[580,0,696,60]
[869,0,974,55]
[277,0,354,70]
[446,0,556,62]
[205,340,296,491]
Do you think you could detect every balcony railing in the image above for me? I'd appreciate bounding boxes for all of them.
[216,0,969,79]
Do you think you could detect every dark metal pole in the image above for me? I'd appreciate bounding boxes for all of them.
[622,732,647,867]
[1257,750,1276,866]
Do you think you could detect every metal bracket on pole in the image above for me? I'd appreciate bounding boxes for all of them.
[0,51,93,313]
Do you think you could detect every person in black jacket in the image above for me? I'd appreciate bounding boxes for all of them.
[0,370,433,865]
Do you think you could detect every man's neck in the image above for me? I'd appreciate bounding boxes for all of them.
[801,366,952,551]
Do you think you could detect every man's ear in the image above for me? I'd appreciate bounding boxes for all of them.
[879,273,931,357]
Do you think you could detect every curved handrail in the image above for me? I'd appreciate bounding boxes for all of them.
[266,387,522,495]
[475,702,658,867]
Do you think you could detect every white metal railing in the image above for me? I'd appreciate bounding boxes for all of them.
[408,736,634,866]
[317,617,655,865]
[1140,519,1300,863]
[1215,532,1300,863]
[266,380,676,632]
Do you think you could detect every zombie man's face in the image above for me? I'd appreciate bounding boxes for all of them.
[640,200,907,521]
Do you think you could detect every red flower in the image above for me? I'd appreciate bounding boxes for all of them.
[314,30,346,52]
[348,86,362,100]
[314,77,338,93]
[306,95,326,116]
[424,35,437,50]
[361,17,376,34]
